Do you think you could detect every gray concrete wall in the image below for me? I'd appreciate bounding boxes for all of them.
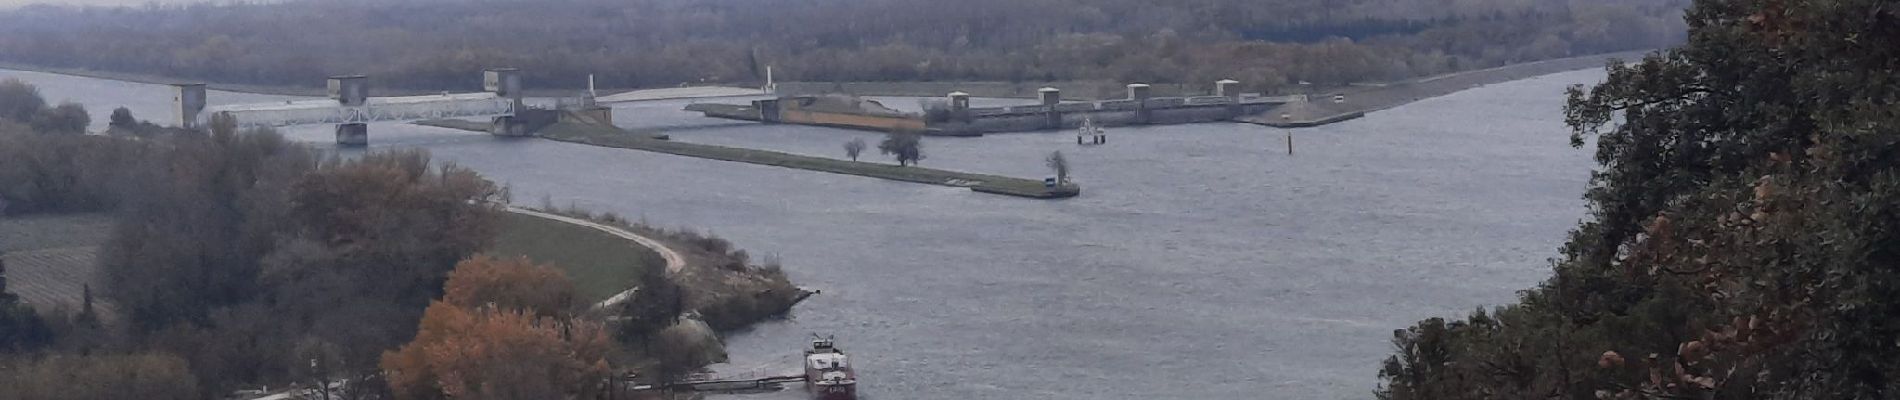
[931,102,1275,135]
[776,81,1213,100]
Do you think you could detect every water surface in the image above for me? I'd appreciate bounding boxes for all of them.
[0,67,1603,399]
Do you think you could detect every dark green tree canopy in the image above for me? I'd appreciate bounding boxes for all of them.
[879,131,925,167]
[1381,0,1900,398]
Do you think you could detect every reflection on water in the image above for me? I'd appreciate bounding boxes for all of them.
[0,68,1603,399]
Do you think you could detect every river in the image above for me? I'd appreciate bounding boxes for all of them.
[0,67,1604,399]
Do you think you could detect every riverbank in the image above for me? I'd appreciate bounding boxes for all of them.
[1242,50,1651,127]
[519,205,812,332]
[416,118,1083,199]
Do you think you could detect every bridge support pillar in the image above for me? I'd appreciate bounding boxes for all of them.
[1128,83,1153,124]
[172,83,206,129]
[335,123,368,146]
[1039,87,1062,130]
[1217,79,1242,118]
[490,116,530,136]
[329,75,370,146]
[484,68,524,111]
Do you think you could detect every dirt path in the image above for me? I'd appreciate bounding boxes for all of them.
[503,207,684,309]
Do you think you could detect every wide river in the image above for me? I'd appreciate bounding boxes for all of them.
[2,68,1603,399]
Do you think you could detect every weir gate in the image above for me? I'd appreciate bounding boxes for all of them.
[172,68,546,146]
[696,80,1299,136]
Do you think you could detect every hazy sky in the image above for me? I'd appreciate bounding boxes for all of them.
[0,0,209,9]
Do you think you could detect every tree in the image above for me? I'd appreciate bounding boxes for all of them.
[383,304,613,400]
[843,137,866,161]
[30,102,90,134]
[108,107,136,129]
[1379,0,1900,398]
[292,337,347,400]
[878,131,925,166]
[1046,150,1069,184]
[383,255,612,400]
[442,255,579,319]
[618,263,682,352]
[0,78,44,123]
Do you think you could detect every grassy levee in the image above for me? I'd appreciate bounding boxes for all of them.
[490,211,664,303]
[526,120,1081,199]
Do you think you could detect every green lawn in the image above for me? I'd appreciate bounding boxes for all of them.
[489,212,664,303]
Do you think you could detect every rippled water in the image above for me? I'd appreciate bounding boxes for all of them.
[0,67,1604,399]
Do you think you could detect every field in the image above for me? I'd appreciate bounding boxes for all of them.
[0,213,113,314]
[489,211,664,303]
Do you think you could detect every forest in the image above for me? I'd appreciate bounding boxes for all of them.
[0,81,750,398]
[1378,0,1900,398]
[0,0,1687,93]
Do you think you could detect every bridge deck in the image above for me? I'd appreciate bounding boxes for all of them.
[205,92,516,128]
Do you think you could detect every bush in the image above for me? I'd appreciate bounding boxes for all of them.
[28,102,88,134]
[0,353,202,400]
[0,78,44,123]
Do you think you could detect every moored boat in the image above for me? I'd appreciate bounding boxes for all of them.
[803,335,857,400]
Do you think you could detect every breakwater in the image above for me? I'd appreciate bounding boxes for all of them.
[415,117,1082,199]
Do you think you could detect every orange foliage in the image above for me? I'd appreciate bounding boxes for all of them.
[443,255,579,318]
[381,256,612,400]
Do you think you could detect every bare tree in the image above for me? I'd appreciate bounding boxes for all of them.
[1046,150,1070,184]
[844,138,866,161]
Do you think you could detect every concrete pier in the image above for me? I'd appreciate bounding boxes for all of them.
[1039,87,1062,129]
[335,123,369,146]
[484,68,533,137]
[172,83,206,129]
[329,75,369,146]
[1128,83,1153,124]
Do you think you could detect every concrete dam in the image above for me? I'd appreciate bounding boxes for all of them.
[689,80,1305,136]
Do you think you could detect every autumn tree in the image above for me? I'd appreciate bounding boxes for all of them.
[1380,0,1900,398]
[442,255,580,319]
[383,256,612,400]
[92,132,501,392]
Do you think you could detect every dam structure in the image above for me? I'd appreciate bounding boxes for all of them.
[171,68,576,146]
[691,80,1295,136]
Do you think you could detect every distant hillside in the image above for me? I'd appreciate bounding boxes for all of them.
[0,0,1686,92]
